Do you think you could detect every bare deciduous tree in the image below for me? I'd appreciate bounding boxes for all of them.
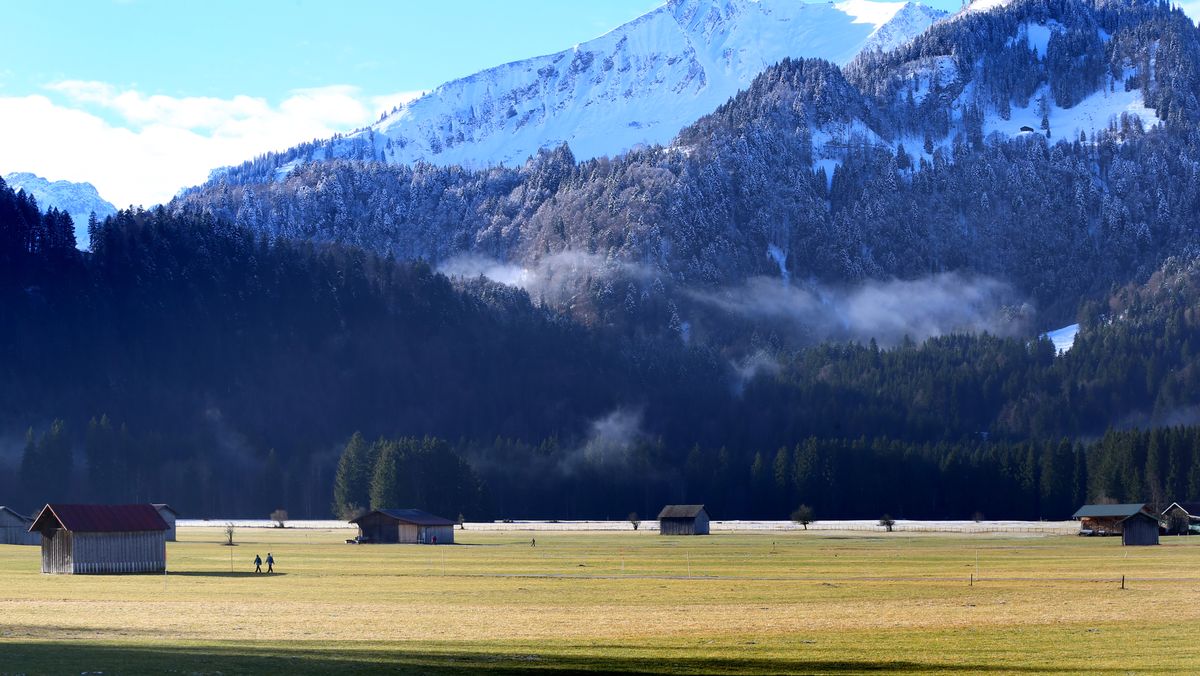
[791,504,815,530]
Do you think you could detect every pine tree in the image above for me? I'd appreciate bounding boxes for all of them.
[369,440,406,510]
[331,432,371,519]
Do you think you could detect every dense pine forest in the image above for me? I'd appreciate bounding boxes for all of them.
[6,176,1200,520]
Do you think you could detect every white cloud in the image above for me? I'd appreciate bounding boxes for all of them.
[0,82,421,207]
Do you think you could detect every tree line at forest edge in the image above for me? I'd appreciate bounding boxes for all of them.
[10,178,1200,519]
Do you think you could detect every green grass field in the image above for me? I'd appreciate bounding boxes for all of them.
[1,527,1199,674]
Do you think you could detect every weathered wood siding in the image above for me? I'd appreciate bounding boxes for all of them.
[0,510,36,544]
[41,529,73,574]
[398,523,419,543]
[1,510,35,545]
[0,527,39,545]
[156,510,177,542]
[421,525,454,544]
[1122,516,1160,546]
[659,510,710,535]
[43,531,166,574]
[356,513,399,543]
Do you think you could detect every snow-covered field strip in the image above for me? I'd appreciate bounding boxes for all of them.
[182,518,1078,534]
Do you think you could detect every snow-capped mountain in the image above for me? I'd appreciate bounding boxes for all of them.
[257,0,946,174]
[4,172,117,249]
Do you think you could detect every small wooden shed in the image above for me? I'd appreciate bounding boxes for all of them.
[657,505,710,535]
[0,506,38,545]
[1120,511,1160,546]
[350,508,455,544]
[1072,503,1149,535]
[1162,502,1200,535]
[153,503,179,541]
[29,504,169,574]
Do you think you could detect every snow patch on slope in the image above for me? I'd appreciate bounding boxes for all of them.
[964,0,1015,14]
[984,85,1158,140]
[1044,323,1079,354]
[1007,21,1062,57]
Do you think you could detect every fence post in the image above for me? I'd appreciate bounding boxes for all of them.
[1121,575,1125,590]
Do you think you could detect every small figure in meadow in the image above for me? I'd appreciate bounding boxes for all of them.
[432,535,437,545]
[253,554,262,573]
[530,538,536,547]
[266,552,275,573]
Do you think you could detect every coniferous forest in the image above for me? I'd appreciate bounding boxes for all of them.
[11,0,1200,521]
[8,175,1200,521]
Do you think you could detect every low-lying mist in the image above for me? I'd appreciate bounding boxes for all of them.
[442,248,1032,349]
[691,272,1031,347]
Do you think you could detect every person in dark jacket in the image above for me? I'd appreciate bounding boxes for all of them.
[253,554,262,573]
[266,552,275,573]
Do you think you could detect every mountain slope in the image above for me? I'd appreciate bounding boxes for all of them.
[4,172,117,249]
[179,0,1200,339]
[213,0,945,184]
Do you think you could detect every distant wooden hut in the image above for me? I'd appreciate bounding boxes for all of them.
[1072,503,1149,535]
[350,509,455,544]
[1119,510,1160,546]
[657,505,710,535]
[0,506,38,546]
[29,504,169,574]
[152,503,179,542]
[1162,502,1200,535]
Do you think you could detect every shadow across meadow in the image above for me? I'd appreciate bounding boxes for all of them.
[0,641,1111,675]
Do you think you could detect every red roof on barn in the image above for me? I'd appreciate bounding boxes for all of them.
[29,504,169,533]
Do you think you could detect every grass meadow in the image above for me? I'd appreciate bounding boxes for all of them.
[1,526,1199,674]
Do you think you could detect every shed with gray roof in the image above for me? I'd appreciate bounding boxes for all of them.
[657,504,710,535]
[0,506,38,545]
[350,508,455,544]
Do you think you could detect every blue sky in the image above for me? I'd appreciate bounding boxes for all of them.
[1,1,666,103]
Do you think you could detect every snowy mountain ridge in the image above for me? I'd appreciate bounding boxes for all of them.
[3,172,117,249]
[254,0,947,174]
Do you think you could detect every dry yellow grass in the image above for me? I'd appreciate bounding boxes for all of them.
[1,526,1199,673]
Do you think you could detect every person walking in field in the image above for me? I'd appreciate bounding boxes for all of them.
[253,554,262,573]
[531,537,536,547]
[266,552,275,574]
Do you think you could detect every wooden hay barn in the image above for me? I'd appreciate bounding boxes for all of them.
[153,503,179,541]
[1162,502,1200,535]
[1072,503,1150,536]
[1120,510,1160,546]
[29,504,169,574]
[657,505,710,535]
[0,506,38,546]
[350,508,455,544]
